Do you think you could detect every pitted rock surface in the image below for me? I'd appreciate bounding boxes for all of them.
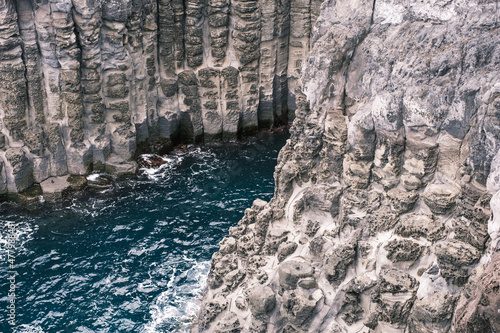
[196,0,500,332]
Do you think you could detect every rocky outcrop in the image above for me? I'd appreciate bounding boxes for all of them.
[197,0,500,332]
[0,0,322,198]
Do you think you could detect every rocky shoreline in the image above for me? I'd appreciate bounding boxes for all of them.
[0,0,318,198]
[1,0,499,331]
[195,0,500,332]
[6,127,288,206]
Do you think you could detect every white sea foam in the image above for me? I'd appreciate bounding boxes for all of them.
[15,324,45,333]
[86,173,101,182]
[142,259,210,333]
[139,155,183,181]
[0,219,35,259]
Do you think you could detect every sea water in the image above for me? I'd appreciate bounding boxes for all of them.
[0,133,287,333]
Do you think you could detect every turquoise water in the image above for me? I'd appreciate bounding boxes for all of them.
[0,134,287,333]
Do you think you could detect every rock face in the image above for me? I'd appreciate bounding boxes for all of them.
[0,0,322,197]
[196,0,500,332]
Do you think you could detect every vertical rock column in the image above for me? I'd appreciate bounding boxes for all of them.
[72,0,108,169]
[101,0,136,161]
[198,68,223,140]
[15,0,48,182]
[35,1,68,178]
[72,1,106,166]
[258,0,278,128]
[0,0,33,193]
[52,0,91,174]
[157,0,180,147]
[207,0,229,67]
[0,0,28,145]
[177,0,205,143]
[258,0,290,128]
[185,0,204,68]
[141,0,161,151]
[287,0,315,118]
[273,0,291,126]
[221,67,241,140]
[127,3,149,152]
[172,0,184,70]
[232,0,261,136]
[178,70,203,143]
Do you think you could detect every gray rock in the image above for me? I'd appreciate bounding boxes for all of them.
[435,239,481,285]
[248,285,276,317]
[395,214,445,242]
[198,297,228,330]
[305,220,320,237]
[278,260,314,290]
[213,312,242,333]
[40,175,87,202]
[104,155,137,177]
[277,241,298,262]
[5,148,33,193]
[408,291,457,333]
[385,239,425,263]
[196,0,500,331]
[423,184,460,214]
[280,288,323,326]
[453,253,500,333]
[309,236,326,256]
[324,242,357,285]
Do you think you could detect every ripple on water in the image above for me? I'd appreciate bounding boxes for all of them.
[0,134,288,332]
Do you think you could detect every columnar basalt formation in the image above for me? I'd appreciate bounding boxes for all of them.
[197,0,500,332]
[0,0,320,197]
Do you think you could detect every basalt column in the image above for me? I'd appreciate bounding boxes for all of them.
[0,0,321,196]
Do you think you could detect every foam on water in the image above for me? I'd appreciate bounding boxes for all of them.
[0,218,36,259]
[143,259,210,333]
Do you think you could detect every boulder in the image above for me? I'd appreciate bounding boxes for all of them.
[137,154,168,168]
[385,239,425,263]
[248,285,276,317]
[324,242,357,284]
[408,291,457,333]
[280,288,323,326]
[423,184,460,214]
[395,214,445,242]
[278,260,315,289]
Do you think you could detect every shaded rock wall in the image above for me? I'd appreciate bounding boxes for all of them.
[197,0,500,332]
[0,0,322,196]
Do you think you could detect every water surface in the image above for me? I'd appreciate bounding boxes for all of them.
[0,133,287,332]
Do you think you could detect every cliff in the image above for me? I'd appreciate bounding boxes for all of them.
[0,0,322,197]
[197,0,500,332]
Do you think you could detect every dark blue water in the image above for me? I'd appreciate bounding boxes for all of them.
[0,134,287,333]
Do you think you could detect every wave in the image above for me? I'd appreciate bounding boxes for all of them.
[142,259,210,333]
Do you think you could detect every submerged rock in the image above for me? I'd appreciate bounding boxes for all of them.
[86,173,114,189]
[137,154,168,169]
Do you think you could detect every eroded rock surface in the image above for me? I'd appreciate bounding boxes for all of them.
[197,0,500,332]
[0,0,323,198]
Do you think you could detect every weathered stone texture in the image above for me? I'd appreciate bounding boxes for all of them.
[197,0,500,332]
[0,0,317,196]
